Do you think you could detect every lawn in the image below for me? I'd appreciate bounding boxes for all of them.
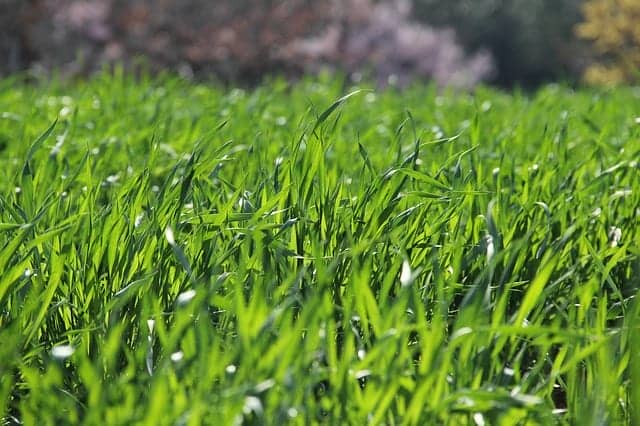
[0,73,639,424]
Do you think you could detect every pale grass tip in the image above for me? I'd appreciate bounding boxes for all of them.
[400,260,413,287]
[484,235,495,261]
[134,213,145,228]
[51,344,75,360]
[608,226,622,247]
[105,174,119,184]
[503,367,515,376]
[147,319,155,335]
[255,379,275,393]
[177,289,196,306]
[170,351,184,362]
[59,106,72,119]
[611,189,632,199]
[353,369,372,380]
[164,226,176,246]
[243,396,263,416]
[473,413,486,426]
[451,327,473,340]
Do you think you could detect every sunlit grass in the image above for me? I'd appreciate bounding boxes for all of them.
[0,73,639,424]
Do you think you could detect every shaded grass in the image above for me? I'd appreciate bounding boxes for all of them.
[0,73,639,424]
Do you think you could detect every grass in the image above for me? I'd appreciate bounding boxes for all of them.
[0,72,639,425]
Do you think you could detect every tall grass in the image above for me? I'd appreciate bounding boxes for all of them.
[0,73,639,424]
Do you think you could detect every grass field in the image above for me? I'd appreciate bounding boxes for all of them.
[0,72,639,425]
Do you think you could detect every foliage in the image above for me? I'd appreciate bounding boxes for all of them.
[576,0,640,85]
[0,0,36,74]
[412,0,587,86]
[0,0,491,87]
[0,74,639,424]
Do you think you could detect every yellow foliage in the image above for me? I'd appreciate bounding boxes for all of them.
[576,0,640,84]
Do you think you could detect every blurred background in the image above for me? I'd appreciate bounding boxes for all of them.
[1,0,638,88]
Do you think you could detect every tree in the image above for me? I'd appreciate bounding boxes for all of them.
[576,0,640,84]
[1,0,493,87]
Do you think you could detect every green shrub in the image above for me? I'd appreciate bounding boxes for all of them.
[412,0,587,86]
